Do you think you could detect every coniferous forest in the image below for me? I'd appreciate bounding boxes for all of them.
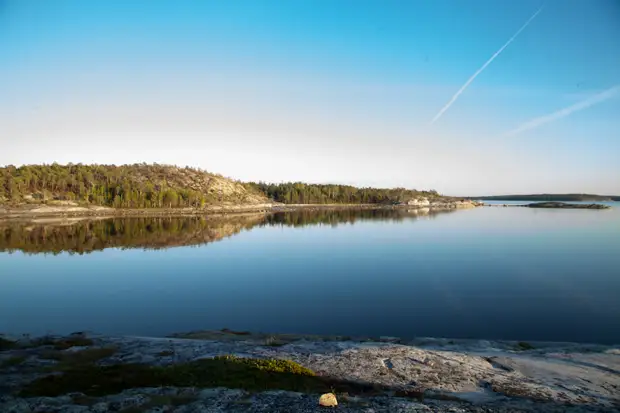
[0,163,439,207]
[244,182,438,205]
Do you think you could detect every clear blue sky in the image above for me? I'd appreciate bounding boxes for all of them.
[1,0,619,194]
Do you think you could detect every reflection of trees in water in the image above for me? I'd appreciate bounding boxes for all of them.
[262,208,452,227]
[0,208,454,254]
[0,215,263,255]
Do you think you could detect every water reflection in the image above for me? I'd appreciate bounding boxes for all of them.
[262,208,450,227]
[0,208,454,254]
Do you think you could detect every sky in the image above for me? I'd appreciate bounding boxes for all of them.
[1,0,619,195]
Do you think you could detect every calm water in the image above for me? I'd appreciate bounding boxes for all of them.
[1,205,619,344]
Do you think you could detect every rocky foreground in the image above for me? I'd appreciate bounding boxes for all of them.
[1,331,619,412]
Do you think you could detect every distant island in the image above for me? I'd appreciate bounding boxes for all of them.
[470,194,619,202]
[526,202,610,210]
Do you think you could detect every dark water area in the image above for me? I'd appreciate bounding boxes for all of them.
[1,205,619,344]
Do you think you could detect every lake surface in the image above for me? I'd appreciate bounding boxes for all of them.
[1,205,619,344]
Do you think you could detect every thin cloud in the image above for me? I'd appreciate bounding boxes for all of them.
[502,85,620,137]
[430,5,544,124]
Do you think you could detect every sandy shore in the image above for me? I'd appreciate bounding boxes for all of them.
[1,330,618,412]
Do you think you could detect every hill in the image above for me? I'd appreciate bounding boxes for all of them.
[0,163,445,209]
[470,194,619,202]
[0,163,268,208]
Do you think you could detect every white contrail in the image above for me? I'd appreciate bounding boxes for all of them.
[430,5,544,124]
[502,85,620,137]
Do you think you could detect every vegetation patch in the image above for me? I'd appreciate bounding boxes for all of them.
[221,328,251,336]
[20,355,379,398]
[516,342,535,351]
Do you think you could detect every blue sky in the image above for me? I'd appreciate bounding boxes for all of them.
[1,0,619,194]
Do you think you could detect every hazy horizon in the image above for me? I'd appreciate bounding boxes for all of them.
[2,0,619,194]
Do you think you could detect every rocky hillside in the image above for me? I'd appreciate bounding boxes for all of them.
[0,164,268,207]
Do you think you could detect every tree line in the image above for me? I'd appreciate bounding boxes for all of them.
[0,163,440,207]
[0,163,220,208]
[245,182,438,205]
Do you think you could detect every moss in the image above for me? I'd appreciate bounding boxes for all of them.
[20,355,378,398]
[516,341,535,351]
[1,355,27,368]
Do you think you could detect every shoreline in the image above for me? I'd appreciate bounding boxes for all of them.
[0,200,481,221]
[1,330,618,412]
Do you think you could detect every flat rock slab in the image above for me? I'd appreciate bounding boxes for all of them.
[1,333,619,412]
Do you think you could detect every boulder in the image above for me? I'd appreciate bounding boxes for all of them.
[407,197,430,206]
[319,393,338,407]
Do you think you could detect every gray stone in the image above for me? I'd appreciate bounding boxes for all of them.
[91,402,109,413]
[0,398,31,413]
[107,394,149,411]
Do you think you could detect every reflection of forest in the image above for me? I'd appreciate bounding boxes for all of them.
[0,208,454,254]
[262,208,451,227]
[0,215,264,255]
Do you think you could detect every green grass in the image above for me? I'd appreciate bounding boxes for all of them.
[20,355,379,398]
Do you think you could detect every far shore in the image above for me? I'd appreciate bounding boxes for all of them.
[482,201,612,210]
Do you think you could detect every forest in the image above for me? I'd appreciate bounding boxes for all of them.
[0,163,265,208]
[244,182,438,205]
[0,163,439,207]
